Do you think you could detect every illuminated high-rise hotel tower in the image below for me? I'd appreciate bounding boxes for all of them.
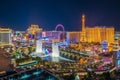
[0,28,12,46]
[80,14,86,42]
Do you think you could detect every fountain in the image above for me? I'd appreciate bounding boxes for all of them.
[36,39,42,53]
[33,39,51,58]
[52,43,59,57]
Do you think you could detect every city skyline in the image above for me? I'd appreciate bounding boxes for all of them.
[0,0,120,79]
[0,0,120,31]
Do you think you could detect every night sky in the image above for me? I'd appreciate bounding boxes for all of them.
[0,0,120,31]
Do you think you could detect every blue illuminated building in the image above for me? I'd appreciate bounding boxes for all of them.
[116,50,120,66]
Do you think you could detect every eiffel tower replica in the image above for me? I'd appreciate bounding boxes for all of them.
[80,14,86,42]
